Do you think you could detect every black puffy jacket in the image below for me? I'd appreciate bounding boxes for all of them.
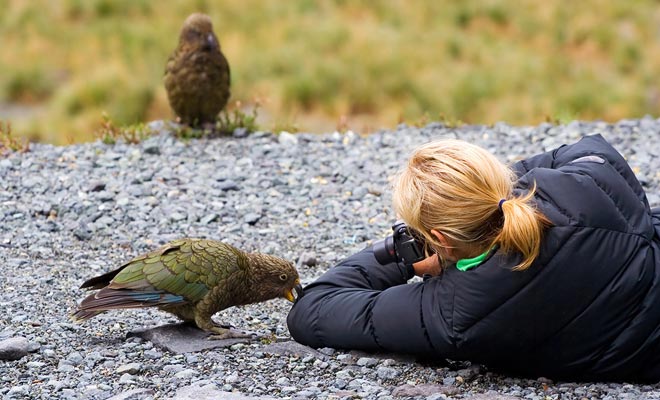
[287,134,660,382]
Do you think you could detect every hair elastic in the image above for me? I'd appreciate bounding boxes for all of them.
[498,198,507,211]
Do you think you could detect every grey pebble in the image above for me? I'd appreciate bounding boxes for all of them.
[119,373,136,384]
[244,212,261,225]
[57,361,76,373]
[218,180,240,191]
[376,366,400,380]
[200,213,219,225]
[117,362,143,375]
[356,357,378,367]
[174,369,198,379]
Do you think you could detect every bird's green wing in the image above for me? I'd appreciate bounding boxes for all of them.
[108,238,245,303]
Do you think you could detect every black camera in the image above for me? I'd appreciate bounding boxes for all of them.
[373,220,426,267]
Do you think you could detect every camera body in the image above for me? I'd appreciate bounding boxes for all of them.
[373,220,426,267]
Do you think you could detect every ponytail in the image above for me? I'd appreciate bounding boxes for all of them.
[494,182,550,271]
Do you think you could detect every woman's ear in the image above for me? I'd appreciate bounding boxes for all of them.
[430,229,457,260]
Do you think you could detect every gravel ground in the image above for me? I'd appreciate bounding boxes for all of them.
[1,118,659,400]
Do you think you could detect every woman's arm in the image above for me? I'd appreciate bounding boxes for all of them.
[287,246,437,353]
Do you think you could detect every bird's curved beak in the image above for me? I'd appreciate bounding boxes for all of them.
[203,33,218,51]
[285,279,304,303]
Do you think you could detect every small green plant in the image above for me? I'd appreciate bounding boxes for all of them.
[0,120,30,155]
[437,113,465,129]
[95,112,155,145]
[547,109,580,125]
[271,118,299,134]
[171,124,206,140]
[215,100,260,135]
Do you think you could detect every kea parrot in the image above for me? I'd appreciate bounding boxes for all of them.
[71,239,303,339]
[164,13,231,126]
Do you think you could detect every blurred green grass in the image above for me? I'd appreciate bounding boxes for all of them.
[1,0,660,144]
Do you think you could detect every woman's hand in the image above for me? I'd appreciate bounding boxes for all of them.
[412,254,442,277]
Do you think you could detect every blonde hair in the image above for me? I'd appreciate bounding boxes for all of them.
[392,139,550,271]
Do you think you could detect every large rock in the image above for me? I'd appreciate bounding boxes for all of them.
[0,336,29,361]
[128,323,263,354]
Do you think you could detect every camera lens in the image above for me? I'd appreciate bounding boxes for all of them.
[373,235,396,264]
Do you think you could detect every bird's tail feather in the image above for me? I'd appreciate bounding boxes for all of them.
[70,309,104,322]
[70,288,186,322]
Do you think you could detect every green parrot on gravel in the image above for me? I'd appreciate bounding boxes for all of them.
[72,239,303,339]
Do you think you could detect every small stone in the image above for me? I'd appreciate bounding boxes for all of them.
[144,349,162,359]
[96,191,115,202]
[164,364,184,374]
[376,366,399,380]
[170,212,187,222]
[244,213,261,225]
[88,181,106,192]
[144,144,160,155]
[67,351,84,365]
[6,385,28,397]
[57,361,75,373]
[278,131,298,146]
[356,357,378,367]
[74,222,93,241]
[337,354,353,364]
[175,369,197,379]
[200,213,219,225]
[43,349,56,358]
[233,127,249,138]
[46,380,63,391]
[0,336,29,361]
[334,379,347,389]
[116,362,142,375]
[119,373,135,384]
[225,372,239,383]
[26,341,41,353]
[218,180,240,191]
[297,252,318,267]
[281,386,298,393]
[318,347,336,356]
[26,361,46,368]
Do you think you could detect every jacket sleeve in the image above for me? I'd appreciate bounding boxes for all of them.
[287,246,438,354]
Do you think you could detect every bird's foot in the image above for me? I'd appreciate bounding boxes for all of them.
[206,328,258,341]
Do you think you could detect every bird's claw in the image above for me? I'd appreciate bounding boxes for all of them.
[207,329,258,340]
[211,321,233,330]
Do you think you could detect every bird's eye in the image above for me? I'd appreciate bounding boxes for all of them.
[279,274,287,281]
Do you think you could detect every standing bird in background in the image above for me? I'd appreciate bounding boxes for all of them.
[72,239,302,339]
[164,13,231,126]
